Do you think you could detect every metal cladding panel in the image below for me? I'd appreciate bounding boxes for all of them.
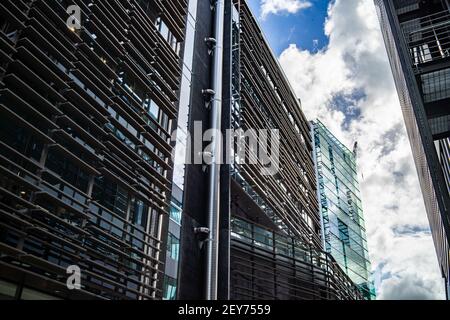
[0,0,188,300]
[230,0,321,249]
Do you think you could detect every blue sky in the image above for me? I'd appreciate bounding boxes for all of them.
[247,0,329,54]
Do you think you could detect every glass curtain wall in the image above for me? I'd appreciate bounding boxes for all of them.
[313,120,376,300]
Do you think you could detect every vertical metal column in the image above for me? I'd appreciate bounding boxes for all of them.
[205,0,225,300]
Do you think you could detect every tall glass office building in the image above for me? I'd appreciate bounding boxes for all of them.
[313,121,376,300]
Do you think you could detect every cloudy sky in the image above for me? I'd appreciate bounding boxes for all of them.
[248,0,446,299]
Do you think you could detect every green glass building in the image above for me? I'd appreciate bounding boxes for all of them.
[313,121,376,300]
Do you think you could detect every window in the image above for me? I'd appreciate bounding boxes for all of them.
[167,233,180,261]
[93,177,129,218]
[130,198,149,228]
[1,21,19,44]
[0,280,17,300]
[254,225,273,250]
[170,202,182,224]
[231,218,252,242]
[421,68,450,102]
[142,99,171,141]
[107,116,168,172]
[338,218,350,246]
[107,123,136,150]
[163,276,177,300]
[144,99,160,121]
[0,118,44,162]
[157,17,169,39]
[155,17,180,54]
[46,150,90,192]
[20,288,61,300]
[275,234,293,257]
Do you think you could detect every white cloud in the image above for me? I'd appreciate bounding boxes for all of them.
[260,0,312,19]
[376,233,445,300]
[278,0,445,299]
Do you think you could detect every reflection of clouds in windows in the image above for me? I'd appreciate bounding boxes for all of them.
[170,202,182,225]
[167,233,180,261]
[155,17,181,55]
[163,276,177,300]
[172,133,187,190]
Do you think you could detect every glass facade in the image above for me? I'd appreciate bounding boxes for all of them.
[0,279,62,300]
[313,121,376,300]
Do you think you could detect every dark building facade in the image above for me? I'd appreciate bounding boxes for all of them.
[0,0,187,300]
[374,0,450,298]
[0,0,362,300]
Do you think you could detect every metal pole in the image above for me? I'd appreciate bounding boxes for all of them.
[205,0,225,300]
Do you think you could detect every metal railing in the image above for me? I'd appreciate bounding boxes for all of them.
[401,10,450,70]
[230,217,364,300]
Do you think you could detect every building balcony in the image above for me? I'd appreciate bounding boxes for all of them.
[401,9,450,72]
